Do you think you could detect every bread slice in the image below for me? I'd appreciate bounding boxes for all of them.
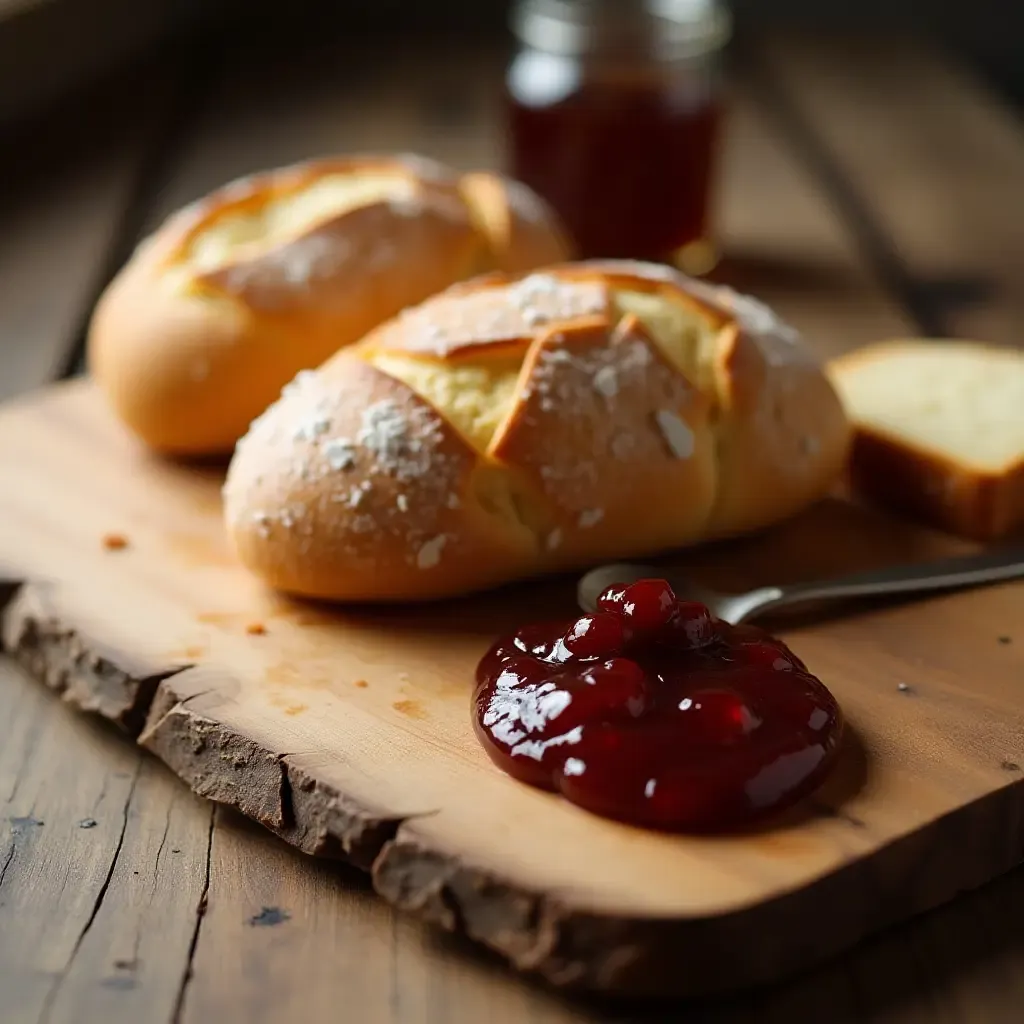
[829,339,1024,540]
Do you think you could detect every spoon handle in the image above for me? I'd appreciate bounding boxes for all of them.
[759,545,1024,617]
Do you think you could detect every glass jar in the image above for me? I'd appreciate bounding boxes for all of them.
[504,0,731,272]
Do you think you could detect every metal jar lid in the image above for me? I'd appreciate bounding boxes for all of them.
[510,0,733,60]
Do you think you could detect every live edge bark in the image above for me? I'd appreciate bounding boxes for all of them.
[3,575,1023,999]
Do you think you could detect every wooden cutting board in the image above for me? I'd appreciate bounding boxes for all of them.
[2,380,1023,999]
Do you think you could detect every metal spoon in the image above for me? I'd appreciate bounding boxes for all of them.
[577,546,1024,625]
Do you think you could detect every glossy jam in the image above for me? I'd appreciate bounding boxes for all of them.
[506,65,724,263]
[473,580,843,832]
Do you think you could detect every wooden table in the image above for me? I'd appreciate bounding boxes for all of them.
[2,25,1024,1023]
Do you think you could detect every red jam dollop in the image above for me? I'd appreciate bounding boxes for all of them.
[473,579,843,832]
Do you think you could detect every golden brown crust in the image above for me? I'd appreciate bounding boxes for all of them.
[86,154,573,456]
[488,316,717,565]
[844,426,1024,541]
[224,261,851,602]
[226,358,546,600]
[459,171,572,273]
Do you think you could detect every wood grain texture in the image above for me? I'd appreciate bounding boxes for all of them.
[0,654,206,1022]
[0,65,178,401]
[713,83,912,357]
[760,35,1024,346]
[177,807,600,1024]
[2,382,1024,999]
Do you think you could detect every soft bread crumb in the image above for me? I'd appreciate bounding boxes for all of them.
[612,289,717,389]
[372,353,522,453]
[831,339,1024,540]
[832,341,1024,472]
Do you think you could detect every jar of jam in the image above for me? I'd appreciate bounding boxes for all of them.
[505,0,731,272]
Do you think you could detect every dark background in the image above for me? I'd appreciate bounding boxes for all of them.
[1,0,1022,133]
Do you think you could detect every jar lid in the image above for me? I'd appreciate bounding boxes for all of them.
[511,0,732,59]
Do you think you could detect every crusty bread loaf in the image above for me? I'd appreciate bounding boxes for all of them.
[829,339,1024,541]
[87,154,571,456]
[222,261,850,602]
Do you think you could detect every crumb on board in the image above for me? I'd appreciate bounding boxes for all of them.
[999,636,1012,645]
[897,682,912,693]
[353,679,369,689]
[392,698,426,719]
[102,533,129,551]
[245,622,267,636]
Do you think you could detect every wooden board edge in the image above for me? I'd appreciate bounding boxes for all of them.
[138,672,405,870]
[1,578,181,734]
[3,577,1024,999]
[372,783,1024,997]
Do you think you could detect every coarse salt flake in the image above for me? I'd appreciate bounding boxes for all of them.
[293,415,331,442]
[655,410,695,459]
[282,369,318,397]
[592,365,619,398]
[357,399,436,480]
[416,535,447,570]
[323,438,356,470]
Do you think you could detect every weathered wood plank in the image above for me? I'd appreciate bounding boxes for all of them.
[39,760,212,1024]
[715,85,912,356]
[0,66,177,401]
[0,658,144,1020]
[0,658,212,1024]
[138,38,505,231]
[178,808,600,1024]
[760,35,1024,346]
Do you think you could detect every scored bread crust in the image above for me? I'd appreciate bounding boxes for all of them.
[223,261,851,602]
[830,340,1024,541]
[86,153,571,455]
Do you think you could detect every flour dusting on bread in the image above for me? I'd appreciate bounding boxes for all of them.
[224,262,850,600]
[394,274,607,357]
[226,360,468,576]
